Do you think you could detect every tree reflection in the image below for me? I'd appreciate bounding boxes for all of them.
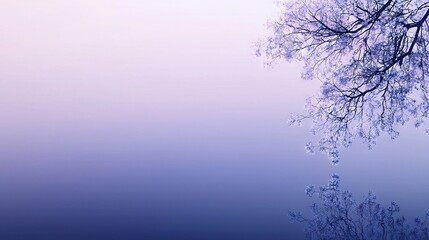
[290,174,429,240]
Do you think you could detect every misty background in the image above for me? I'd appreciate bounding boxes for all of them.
[0,1,428,239]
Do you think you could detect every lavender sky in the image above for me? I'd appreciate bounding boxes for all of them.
[1,1,429,239]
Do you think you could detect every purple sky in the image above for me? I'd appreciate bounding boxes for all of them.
[1,1,429,239]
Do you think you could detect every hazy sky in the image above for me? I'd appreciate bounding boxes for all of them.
[1,1,429,239]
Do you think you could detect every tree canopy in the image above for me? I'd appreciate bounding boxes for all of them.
[258,0,429,163]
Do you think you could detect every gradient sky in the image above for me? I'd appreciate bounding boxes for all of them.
[1,1,429,239]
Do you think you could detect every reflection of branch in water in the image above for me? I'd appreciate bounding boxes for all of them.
[290,174,429,240]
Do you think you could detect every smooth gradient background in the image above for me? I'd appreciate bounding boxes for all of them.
[1,1,429,239]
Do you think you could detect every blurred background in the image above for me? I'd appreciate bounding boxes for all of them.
[0,1,428,239]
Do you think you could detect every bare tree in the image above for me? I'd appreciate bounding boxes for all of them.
[257,0,429,163]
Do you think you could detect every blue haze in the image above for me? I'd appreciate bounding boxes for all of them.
[0,1,429,239]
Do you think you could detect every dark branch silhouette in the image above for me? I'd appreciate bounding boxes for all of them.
[257,0,429,163]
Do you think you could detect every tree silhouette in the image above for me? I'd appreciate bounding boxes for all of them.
[290,174,429,240]
[257,0,429,163]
